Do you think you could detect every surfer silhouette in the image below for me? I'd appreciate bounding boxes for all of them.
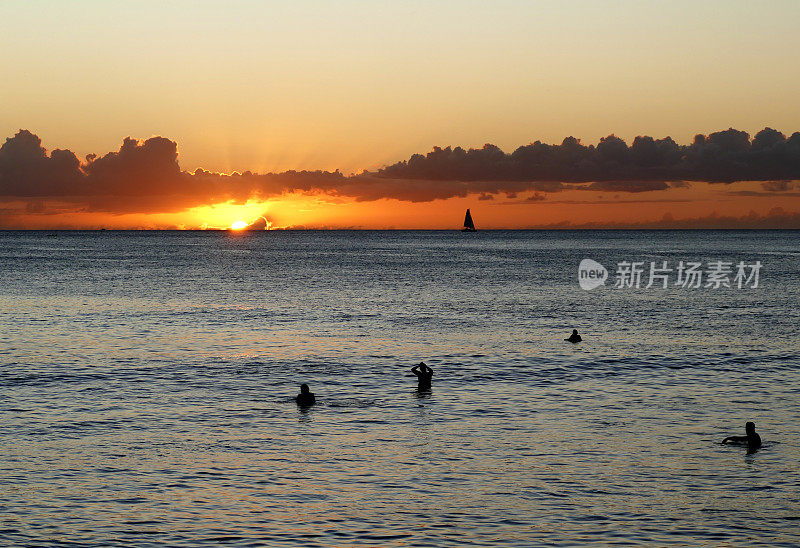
[295,383,316,407]
[411,362,433,390]
[722,421,761,453]
[565,329,582,343]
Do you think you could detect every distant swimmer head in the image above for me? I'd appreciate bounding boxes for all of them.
[566,329,582,343]
[746,421,756,433]
[296,383,316,407]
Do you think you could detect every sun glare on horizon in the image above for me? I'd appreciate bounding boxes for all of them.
[230,220,248,230]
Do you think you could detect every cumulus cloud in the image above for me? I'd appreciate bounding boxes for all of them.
[2,127,800,216]
[0,130,83,196]
[378,128,800,188]
[0,130,349,213]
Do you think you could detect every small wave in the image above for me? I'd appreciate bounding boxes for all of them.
[326,399,377,408]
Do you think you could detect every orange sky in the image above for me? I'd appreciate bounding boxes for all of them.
[2,179,799,230]
[2,2,800,229]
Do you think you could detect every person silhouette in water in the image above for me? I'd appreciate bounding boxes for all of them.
[565,329,582,343]
[295,383,316,407]
[411,362,433,390]
[722,421,761,453]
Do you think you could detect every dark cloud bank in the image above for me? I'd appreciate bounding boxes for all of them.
[378,128,800,190]
[2,127,800,216]
[531,207,800,229]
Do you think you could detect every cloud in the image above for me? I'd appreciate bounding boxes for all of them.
[726,190,800,198]
[525,193,546,202]
[761,181,798,192]
[668,181,691,188]
[0,130,350,213]
[520,207,800,229]
[0,130,83,196]
[499,197,693,205]
[244,216,269,230]
[578,181,670,193]
[378,128,800,187]
[725,180,800,197]
[2,127,800,217]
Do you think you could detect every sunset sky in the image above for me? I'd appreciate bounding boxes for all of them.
[2,0,800,229]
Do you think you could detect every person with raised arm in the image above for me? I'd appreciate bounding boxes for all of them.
[411,362,433,390]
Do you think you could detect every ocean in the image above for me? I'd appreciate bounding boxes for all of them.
[1,230,799,546]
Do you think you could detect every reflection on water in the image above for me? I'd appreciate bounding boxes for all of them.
[1,230,799,546]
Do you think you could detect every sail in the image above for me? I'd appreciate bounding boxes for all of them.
[463,209,476,231]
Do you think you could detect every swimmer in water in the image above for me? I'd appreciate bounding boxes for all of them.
[565,329,582,343]
[411,362,433,390]
[295,383,316,407]
[722,421,761,453]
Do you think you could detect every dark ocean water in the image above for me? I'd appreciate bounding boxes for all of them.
[1,230,799,547]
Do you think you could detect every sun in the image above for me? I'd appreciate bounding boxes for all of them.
[230,220,248,230]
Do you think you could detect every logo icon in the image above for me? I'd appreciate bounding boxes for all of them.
[578,259,608,290]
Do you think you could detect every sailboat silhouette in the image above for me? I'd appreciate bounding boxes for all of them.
[461,209,477,232]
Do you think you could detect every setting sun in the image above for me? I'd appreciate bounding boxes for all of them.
[230,220,248,230]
